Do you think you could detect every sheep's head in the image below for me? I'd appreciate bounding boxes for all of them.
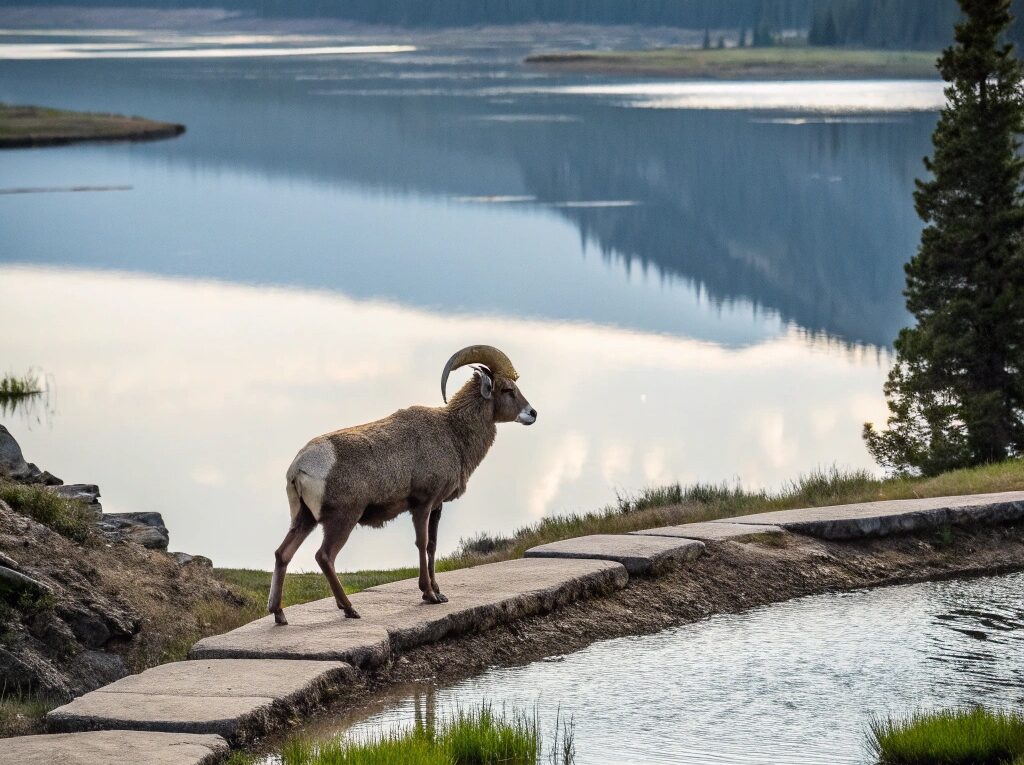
[441,345,537,426]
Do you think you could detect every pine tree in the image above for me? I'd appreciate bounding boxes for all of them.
[703,27,712,49]
[863,0,1024,475]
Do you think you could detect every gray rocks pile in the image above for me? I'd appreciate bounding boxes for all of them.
[0,425,210,559]
[98,512,170,550]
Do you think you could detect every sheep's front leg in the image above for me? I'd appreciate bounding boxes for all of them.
[427,504,447,603]
[414,504,443,604]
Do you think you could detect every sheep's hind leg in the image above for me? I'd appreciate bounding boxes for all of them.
[269,507,317,626]
[414,502,443,604]
[315,510,361,619]
[427,504,447,603]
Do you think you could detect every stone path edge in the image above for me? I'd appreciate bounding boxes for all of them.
[18,490,1024,763]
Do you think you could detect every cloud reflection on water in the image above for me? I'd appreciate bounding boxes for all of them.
[2,266,887,570]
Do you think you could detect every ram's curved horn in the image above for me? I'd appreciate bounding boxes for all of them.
[441,345,519,402]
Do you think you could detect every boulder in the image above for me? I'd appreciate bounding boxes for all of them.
[0,564,54,600]
[98,512,169,550]
[170,552,212,568]
[0,425,62,485]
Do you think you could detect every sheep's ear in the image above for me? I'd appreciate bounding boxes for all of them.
[479,370,493,400]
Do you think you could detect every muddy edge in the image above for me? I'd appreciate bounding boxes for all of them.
[241,523,1024,753]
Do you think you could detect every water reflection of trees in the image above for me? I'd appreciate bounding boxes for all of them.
[8,59,936,347]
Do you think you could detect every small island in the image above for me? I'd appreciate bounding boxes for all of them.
[0,103,185,149]
[525,46,940,80]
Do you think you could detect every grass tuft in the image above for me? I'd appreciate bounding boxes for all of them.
[869,706,1024,765]
[0,688,51,739]
[0,481,93,542]
[274,702,564,765]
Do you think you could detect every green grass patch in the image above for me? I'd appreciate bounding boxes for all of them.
[0,372,41,398]
[267,703,568,765]
[525,45,940,79]
[0,481,93,542]
[214,566,420,625]
[869,706,1024,765]
[217,460,1024,613]
[0,690,52,738]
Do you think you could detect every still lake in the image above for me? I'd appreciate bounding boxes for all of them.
[0,28,944,570]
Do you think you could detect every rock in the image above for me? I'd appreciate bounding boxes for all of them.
[0,564,55,600]
[170,552,212,568]
[47,659,355,743]
[192,558,627,664]
[0,549,20,569]
[718,490,1024,540]
[0,423,31,479]
[3,730,228,765]
[525,534,706,575]
[98,512,169,550]
[0,425,62,484]
[631,521,785,541]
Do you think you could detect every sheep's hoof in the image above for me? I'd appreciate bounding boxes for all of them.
[422,591,445,605]
[273,610,288,626]
[343,606,361,619]
[434,591,449,603]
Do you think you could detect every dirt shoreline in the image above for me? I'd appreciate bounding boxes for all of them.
[236,521,1024,755]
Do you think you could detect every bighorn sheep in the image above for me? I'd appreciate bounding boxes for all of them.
[268,345,536,624]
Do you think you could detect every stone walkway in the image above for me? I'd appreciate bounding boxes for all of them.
[9,491,1024,763]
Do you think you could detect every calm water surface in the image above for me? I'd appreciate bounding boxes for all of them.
[282,572,1024,765]
[1,28,942,569]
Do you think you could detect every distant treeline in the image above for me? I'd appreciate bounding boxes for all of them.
[0,0,814,28]
[809,0,1024,48]
[9,0,1024,48]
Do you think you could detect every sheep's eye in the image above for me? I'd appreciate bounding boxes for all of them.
[504,389,515,397]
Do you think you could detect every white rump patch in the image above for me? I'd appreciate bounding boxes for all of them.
[288,439,335,521]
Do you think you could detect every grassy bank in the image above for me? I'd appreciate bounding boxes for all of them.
[0,104,184,148]
[227,702,572,765]
[869,707,1024,765]
[525,46,939,79]
[217,459,1024,615]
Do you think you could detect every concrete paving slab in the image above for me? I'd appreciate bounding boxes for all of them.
[630,521,784,541]
[191,557,626,661]
[3,730,227,765]
[524,534,704,575]
[47,659,352,742]
[715,491,1024,540]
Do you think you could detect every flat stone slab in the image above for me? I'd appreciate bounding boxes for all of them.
[47,659,352,742]
[715,491,1024,540]
[3,730,227,765]
[630,521,784,541]
[524,534,704,575]
[191,557,626,661]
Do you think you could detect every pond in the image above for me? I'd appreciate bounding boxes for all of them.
[0,26,942,569]
[280,571,1024,764]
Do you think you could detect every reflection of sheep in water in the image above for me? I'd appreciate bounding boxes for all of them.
[268,345,537,624]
